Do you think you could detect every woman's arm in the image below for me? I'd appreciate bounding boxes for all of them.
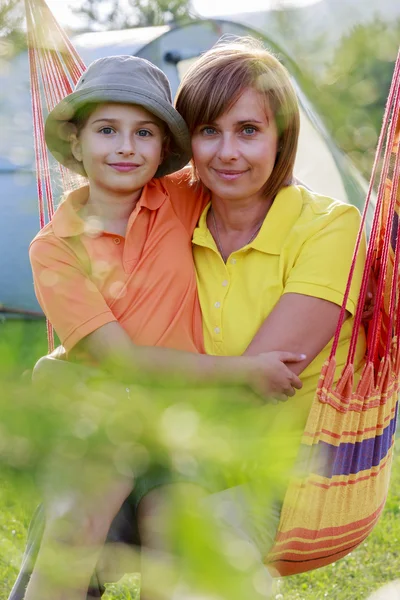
[33,329,304,401]
[78,321,304,396]
[245,203,365,376]
[244,293,344,375]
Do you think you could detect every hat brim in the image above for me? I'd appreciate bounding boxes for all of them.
[45,84,192,177]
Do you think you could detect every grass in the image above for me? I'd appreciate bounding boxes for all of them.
[1,318,400,599]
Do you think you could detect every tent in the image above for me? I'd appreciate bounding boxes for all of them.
[0,18,368,316]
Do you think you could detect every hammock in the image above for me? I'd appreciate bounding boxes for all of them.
[25,0,400,578]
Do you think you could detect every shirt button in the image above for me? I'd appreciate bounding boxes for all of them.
[113,237,121,245]
[222,280,229,287]
[231,258,237,264]
[214,327,221,334]
[214,301,221,308]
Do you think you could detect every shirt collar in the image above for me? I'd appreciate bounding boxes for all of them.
[192,202,214,250]
[192,185,303,255]
[51,179,167,239]
[139,178,168,211]
[250,185,303,255]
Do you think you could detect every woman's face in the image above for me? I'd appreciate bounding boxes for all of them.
[71,103,164,196]
[191,88,279,203]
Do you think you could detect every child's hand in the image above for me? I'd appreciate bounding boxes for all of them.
[50,345,67,360]
[250,351,305,403]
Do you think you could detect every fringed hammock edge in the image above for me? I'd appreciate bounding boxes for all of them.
[25,0,400,577]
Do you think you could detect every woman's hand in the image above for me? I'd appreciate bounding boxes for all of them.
[362,272,378,324]
[249,351,304,402]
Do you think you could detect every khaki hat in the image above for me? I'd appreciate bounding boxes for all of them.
[45,55,191,177]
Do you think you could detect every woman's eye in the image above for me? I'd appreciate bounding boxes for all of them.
[137,129,152,137]
[201,126,217,136]
[99,127,114,135]
[242,126,257,135]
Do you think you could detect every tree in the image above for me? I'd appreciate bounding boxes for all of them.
[131,0,194,27]
[72,0,195,31]
[0,0,26,56]
[309,18,400,178]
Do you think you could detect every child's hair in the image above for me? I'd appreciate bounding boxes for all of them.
[175,36,300,200]
[70,102,100,134]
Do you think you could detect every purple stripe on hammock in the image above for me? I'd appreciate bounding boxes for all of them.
[295,401,398,478]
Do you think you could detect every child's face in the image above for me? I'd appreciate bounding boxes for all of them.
[71,103,165,196]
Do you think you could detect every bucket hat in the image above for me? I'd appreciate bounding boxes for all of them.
[45,55,192,177]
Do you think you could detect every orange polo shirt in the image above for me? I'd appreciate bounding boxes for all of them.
[29,174,207,354]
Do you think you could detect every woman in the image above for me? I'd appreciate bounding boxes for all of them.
[177,37,366,453]
[10,39,366,600]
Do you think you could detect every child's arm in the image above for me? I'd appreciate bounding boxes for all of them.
[77,321,304,400]
[34,341,303,403]
[30,238,303,400]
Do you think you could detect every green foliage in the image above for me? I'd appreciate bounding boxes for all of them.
[103,574,141,599]
[72,0,194,31]
[0,476,39,598]
[131,0,194,27]
[0,0,26,56]
[307,18,400,179]
[0,0,21,36]
[0,320,295,598]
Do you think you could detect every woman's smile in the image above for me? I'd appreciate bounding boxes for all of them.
[212,168,249,181]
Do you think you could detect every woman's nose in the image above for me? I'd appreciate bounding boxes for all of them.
[216,134,239,161]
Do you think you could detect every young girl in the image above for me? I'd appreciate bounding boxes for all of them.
[22,54,304,600]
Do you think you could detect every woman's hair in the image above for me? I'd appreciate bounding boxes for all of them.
[175,37,300,200]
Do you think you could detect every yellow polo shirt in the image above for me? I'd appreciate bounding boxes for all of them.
[193,185,366,439]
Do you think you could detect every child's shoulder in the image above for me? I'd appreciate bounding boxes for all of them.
[161,167,209,205]
[30,220,57,249]
[159,168,209,232]
[29,207,77,261]
[162,167,194,193]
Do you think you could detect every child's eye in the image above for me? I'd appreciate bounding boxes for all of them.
[137,129,152,137]
[99,127,115,135]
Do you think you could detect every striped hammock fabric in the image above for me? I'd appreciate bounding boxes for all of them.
[25,0,400,577]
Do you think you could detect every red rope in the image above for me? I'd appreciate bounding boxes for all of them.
[25,0,86,352]
[330,47,400,367]
[363,82,400,362]
[383,150,400,358]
